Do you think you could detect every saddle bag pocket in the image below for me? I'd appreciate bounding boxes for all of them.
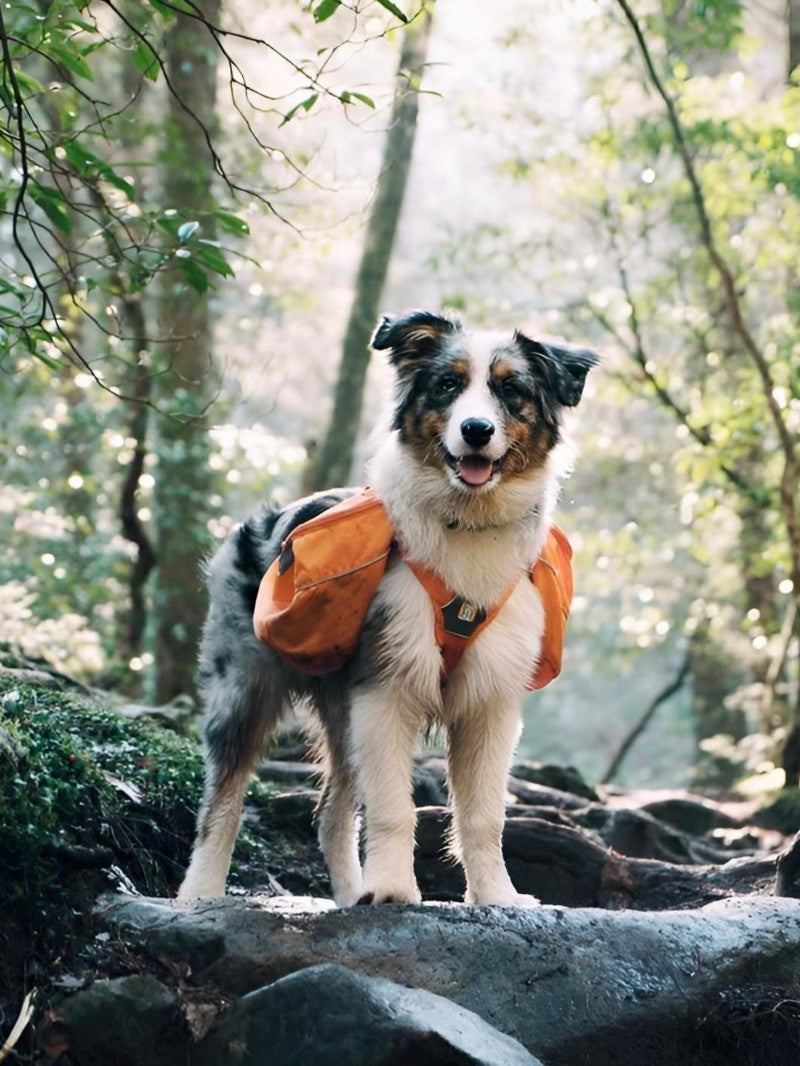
[253,489,394,674]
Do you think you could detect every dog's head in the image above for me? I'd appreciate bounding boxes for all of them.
[372,310,598,495]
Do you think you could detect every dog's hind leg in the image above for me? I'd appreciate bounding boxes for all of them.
[446,702,539,907]
[178,675,279,901]
[314,699,362,906]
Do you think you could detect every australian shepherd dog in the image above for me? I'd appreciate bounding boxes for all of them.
[179,311,597,907]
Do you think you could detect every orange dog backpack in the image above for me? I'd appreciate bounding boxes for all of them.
[252,488,573,690]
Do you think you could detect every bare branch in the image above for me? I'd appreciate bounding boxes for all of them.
[601,652,691,784]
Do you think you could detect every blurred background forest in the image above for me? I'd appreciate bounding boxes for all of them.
[2,0,799,795]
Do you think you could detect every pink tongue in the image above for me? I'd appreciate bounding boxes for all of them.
[457,457,494,486]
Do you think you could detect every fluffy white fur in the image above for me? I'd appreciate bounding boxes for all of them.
[179,316,593,908]
[349,428,556,907]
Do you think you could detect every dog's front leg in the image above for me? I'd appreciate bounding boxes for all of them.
[349,684,422,905]
[446,702,539,907]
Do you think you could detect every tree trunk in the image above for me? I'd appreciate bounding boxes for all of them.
[308,7,435,491]
[116,4,157,668]
[152,0,221,702]
[790,0,800,78]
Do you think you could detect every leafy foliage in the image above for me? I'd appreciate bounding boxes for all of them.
[559,4,800,777]
[433,1,798,784]
[0,0,413,695]
[0,0,401,371]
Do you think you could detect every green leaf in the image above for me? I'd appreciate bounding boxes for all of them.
[32,348,62,372]
[374,0,408,22]
[29,183,72,233]
[45,41,94,81]
[13,71,46,97]
[313,0,341,22]
[193,241,234,278]
[132,39,160,82]
[341,90,375,109]
[179,259,210,293]
[211,210,250,236]
[280,93,319,126]
[146,0,192,14]
[62,141,135,199]
[0,276,26,299]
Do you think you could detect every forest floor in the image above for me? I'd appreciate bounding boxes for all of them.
[3,660,800,1064]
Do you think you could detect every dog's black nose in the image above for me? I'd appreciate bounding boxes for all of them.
[460,418,495,447]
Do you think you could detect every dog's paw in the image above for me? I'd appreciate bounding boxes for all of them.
[500,892,541,909]
[356,883,423,906]
[465,889,541,908]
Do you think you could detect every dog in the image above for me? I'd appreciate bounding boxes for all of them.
[179,310,597,906]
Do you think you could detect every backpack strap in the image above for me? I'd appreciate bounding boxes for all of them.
[405,560,516,679]
[406,523,573,689]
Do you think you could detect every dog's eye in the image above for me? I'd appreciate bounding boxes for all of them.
[436,375,461,397]
[500,378,527,401]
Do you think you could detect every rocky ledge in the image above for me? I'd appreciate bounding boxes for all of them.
[57,892,800,1066]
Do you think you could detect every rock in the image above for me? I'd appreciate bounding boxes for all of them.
[415,806,464,900]
[192,963,541,1066]
[510,760,599,801]
[250,788,318,833]
[99,894,800,1066]
[114,694,196,734]
[60,974,186,1066]
[640,796,741,835]
[577,806,737,865]
[413,763,448,807]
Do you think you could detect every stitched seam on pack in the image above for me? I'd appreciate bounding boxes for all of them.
[294,550,391,592]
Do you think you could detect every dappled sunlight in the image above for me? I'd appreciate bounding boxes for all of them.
[2,1,800,1057]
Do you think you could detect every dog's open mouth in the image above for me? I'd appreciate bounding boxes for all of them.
[447,452,502,488]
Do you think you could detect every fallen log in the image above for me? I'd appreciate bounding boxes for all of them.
[415,807,782,908]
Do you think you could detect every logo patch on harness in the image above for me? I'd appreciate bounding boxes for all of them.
[442,596,487,638]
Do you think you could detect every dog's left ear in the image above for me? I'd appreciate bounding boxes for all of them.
[515,331,599,407]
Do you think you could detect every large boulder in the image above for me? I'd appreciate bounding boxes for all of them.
[98,893,800,1065]
[59,974,186,1066]
[192,963,541,1066]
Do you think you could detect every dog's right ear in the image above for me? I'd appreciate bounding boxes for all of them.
[371,311,461,367]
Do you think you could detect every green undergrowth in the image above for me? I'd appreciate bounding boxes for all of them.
[0,672,276,1007]
[1,677,204,902]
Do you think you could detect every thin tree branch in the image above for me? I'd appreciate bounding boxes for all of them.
[601,652,691,784]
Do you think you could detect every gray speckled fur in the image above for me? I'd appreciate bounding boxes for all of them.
[194,488,367,845]
[182,467,421,903]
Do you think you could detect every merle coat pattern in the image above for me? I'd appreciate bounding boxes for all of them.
[180,312,596,906]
